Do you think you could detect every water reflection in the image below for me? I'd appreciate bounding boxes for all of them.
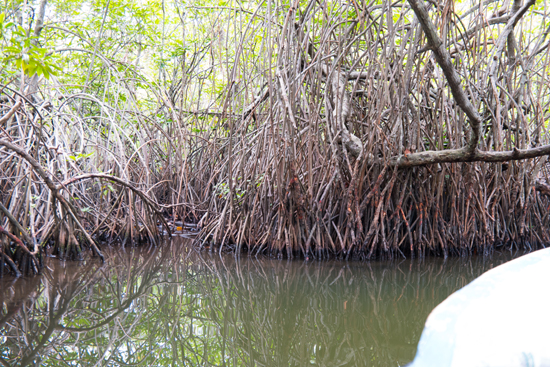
[0,240,518,366]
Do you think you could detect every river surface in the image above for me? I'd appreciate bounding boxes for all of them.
[0,239,522,366]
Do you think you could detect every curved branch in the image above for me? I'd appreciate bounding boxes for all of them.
[0,139,104,261]
[62,173,172,236]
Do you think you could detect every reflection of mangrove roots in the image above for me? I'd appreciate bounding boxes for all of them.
[0,242,501,367]
[0,243,178,366]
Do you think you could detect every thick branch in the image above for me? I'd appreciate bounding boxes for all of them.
[392,144,550,168]
[304,33,363,158]
[33,0,48,37]
[326,67,363,158]
[0,99,22,126]
[407,0,482,153]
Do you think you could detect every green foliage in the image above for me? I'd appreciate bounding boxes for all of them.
[0,13,60,79]
[67,151,94,162]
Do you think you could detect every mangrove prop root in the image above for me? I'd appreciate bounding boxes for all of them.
[0,225,39,275]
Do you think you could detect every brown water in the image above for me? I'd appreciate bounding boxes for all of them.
[0,239,521,366]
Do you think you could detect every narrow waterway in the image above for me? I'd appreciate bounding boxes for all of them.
[0,239,522,366]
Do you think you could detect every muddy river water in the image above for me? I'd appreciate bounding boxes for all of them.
[0,239,521,366]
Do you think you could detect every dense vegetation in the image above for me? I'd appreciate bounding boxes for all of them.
[2,0,550,275]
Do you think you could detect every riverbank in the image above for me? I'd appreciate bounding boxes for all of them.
[2,0,550,275]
